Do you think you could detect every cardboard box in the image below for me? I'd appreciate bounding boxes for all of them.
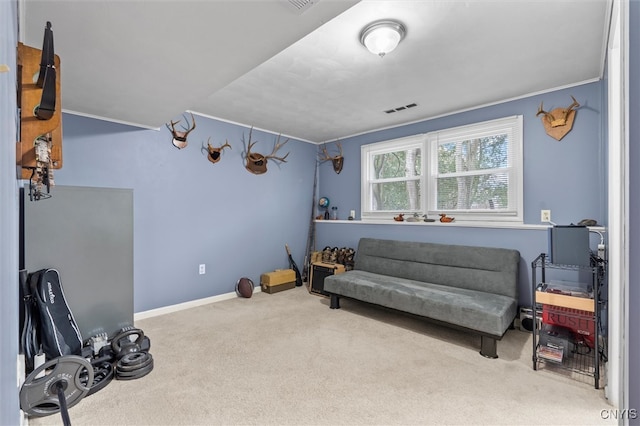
[261,269,296,294]
[536,291,594,312]
[542,304,595,348]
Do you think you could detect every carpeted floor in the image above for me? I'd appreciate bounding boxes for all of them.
[29,287,613,425]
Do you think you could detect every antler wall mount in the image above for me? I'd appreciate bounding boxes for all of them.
[319,141,344,174]
[536,95,580,141]
[166,112,196,149]
[244,127,290,175]
[205,137,232,164]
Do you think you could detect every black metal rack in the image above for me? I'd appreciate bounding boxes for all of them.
[530,253,607,389]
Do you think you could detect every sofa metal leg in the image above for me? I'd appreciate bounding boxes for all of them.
[330,294,340,309]
[480,336,498,359]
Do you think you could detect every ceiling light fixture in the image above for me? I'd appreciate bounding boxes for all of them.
[359,20,406,58]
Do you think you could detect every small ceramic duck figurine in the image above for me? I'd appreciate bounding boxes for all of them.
[393,214,405,222]
[423,214,436,222]
[406,213,421,222]
[439,214,455,223]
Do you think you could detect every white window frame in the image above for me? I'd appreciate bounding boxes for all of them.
[361,134,426,221]
[361,115,523,223]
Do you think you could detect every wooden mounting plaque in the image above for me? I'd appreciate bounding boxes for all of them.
[17,42,63,178]
[540,109,576,141]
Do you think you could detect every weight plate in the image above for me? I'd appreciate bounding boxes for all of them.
[81,361,114,397]
[116,358,154,380]
[116,352,153,372]
[20,355,93,417]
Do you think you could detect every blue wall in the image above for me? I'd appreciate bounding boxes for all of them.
[54,115,316,312]
[315,82,606,307]
[317,82,606,226]
[56,81,605,313]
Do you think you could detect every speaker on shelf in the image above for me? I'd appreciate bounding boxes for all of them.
[517,306,542,332]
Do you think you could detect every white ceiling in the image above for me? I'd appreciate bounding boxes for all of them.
[21,0,611,143]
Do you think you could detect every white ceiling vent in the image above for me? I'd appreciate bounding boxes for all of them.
[282,0,319,15]
[384,103,418,114]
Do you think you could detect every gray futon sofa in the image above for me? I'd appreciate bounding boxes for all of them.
[323,238,520,358]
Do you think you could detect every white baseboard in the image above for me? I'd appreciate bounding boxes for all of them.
[134,287,262,321]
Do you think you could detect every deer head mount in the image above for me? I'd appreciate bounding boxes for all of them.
[320,141,344,174]
[244,127,290,175]
[536,96,580,141]
[205,138,232,164]
[166,112,196,149]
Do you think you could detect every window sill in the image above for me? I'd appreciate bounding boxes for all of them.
[315,219,606,232]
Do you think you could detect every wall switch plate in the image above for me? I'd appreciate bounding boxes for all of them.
[199,264,206,275]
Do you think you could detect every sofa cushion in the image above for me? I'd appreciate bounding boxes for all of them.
[354,238,520,299]
[324,270,517,336]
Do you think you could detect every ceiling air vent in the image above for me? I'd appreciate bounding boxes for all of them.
[384,103,418,114]
[282,0,319,14]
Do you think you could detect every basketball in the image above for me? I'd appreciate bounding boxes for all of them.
[236,277,254,298]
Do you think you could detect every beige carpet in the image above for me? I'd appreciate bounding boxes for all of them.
[29,287,613,426]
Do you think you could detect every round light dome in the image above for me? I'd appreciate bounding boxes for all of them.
[360,20,406,57]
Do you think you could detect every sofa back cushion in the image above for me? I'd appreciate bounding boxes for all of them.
[354,238,520,299]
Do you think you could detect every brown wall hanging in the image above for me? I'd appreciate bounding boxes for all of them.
[205,138,232,164]
[244,127,289,175]
[536,96,580,141]
[166,113,196,149]
[17,21,63,200]
[319,141,344,174]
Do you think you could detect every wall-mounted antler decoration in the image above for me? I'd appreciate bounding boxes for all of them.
[205,137,232,164]
[536,96,580,141]
[319,141,344,174]
[244,127,290,175]
[166,112,196,149]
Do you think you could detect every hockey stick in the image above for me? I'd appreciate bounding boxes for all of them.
[285,244,303,287]
[302,161,318,283]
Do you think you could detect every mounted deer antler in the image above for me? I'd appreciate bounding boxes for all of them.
[319,141,344,174]
[166,112,196,149]
[536,96,580,141]
[244,127,290,175]
[206,137,232,164]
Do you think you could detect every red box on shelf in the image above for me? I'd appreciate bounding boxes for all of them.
[542,304,595,348]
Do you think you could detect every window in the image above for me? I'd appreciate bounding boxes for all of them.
[361,135,424,219]
[361,116,523,222]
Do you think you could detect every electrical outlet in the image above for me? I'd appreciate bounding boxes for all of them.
[199,264,206,275]
[540,210,551,222]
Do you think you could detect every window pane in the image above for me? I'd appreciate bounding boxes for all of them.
[438,135,508,174]
[373,148,421,179]
[436,173,509,210]
[371,180,421,210]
